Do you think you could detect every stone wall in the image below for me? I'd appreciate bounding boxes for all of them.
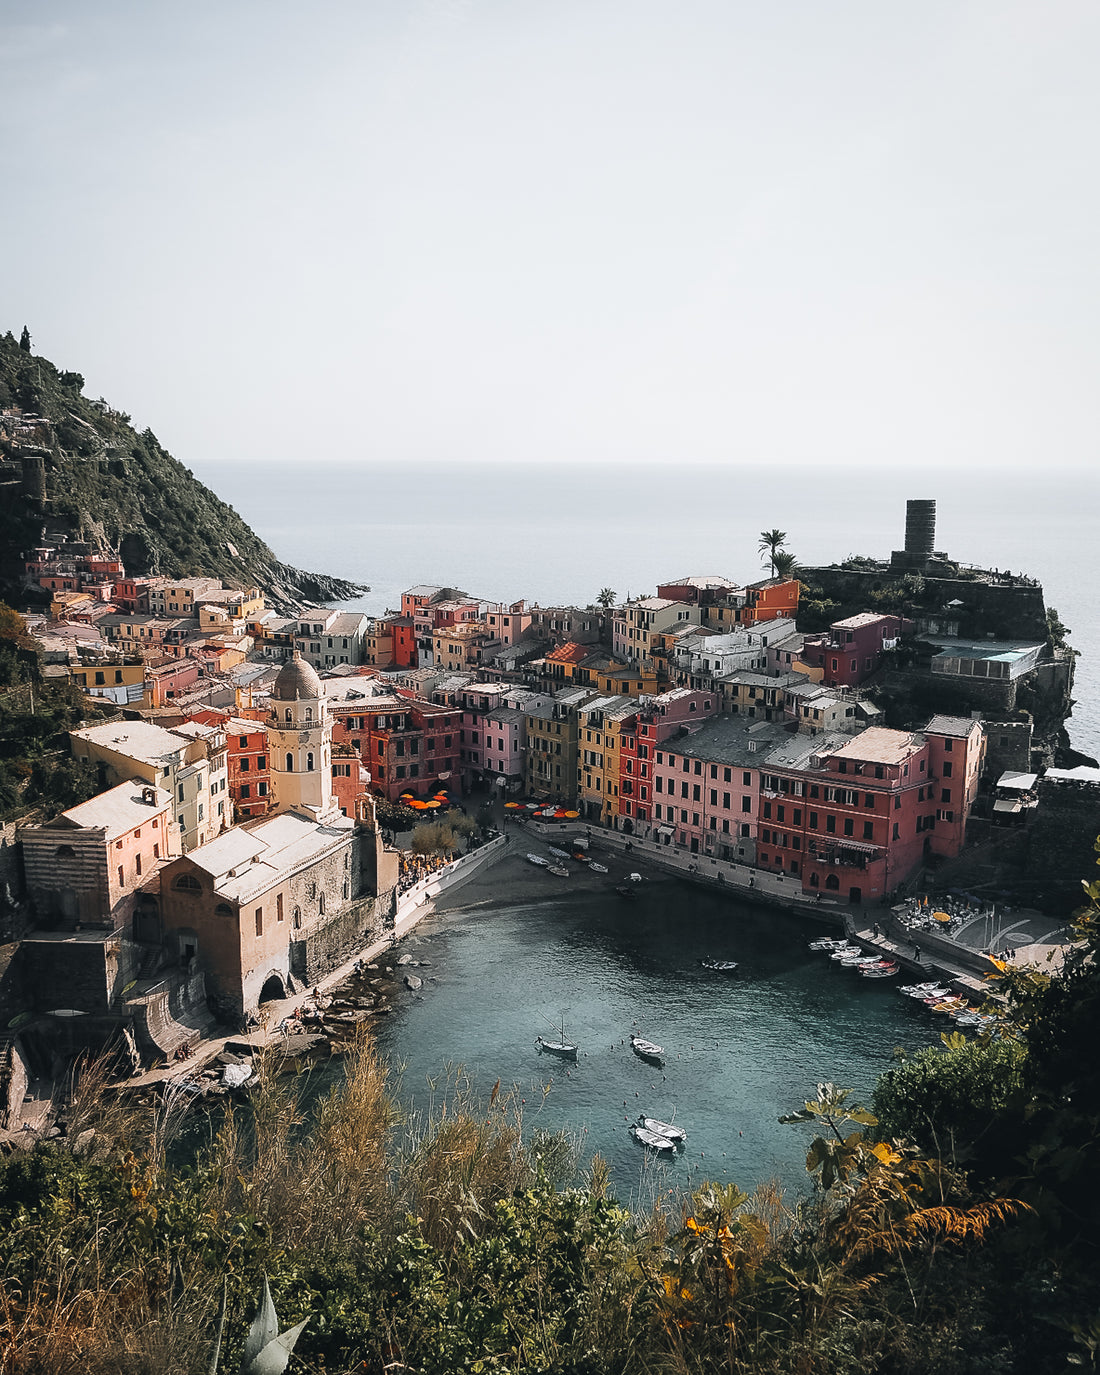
[1024,778,1100,911]
[18,932,142,1014]
[291,892,387,986]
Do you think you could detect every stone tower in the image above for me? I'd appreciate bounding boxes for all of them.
[267,651,338,822]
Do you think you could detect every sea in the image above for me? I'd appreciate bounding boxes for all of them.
[187,458,1098,1194]
[196,459,1100,759]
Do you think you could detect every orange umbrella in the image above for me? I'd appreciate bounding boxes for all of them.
[563,810,580,818]
[932,910,952,923]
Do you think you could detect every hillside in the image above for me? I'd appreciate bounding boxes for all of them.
[0,329,365,610]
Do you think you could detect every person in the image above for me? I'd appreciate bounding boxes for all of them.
[913,942,921,963]
[872,922,880,938]
[748,875,755,889]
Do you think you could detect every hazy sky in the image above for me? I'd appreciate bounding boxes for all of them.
[4,1,1097,468]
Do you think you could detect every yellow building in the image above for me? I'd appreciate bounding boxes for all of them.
[576,696,636,825]
[69,658,147,706]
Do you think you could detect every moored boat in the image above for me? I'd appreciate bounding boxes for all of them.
[547,864,570,877]
[631,1034,664,1061]
[536,1034,578,1058]
[637,1114,686,1142]
[589,862,608,873]
[700,959,738,972]
[548,847,571,859]
[526,853,550,867]
[630,1123,677,1152]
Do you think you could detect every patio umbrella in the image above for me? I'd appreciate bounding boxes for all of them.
[932,910,952,923]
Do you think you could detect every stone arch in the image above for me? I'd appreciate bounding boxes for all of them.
[173,874,201,892]
[825,873,840,891]
[55,844,76,859]
[259,972,287,1003]
[214,902,234,918]
[286,752,293,772]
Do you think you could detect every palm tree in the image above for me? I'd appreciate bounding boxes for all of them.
[596,588,617,609]
[771,550,798,580]
[758,529,788,577]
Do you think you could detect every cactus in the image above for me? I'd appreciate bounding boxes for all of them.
[235,1275,309,1375]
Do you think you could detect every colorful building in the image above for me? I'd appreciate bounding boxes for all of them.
[799,613,906,688]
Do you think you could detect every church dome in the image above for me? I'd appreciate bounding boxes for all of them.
[271,652,323,702]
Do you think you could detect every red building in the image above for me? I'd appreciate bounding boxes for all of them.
[327,685,463,802]
[189,710,271,820]
[758,719,983,903]
[800,612,906,688]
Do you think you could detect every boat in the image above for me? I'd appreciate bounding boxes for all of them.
[860,962,899,978]
[700,959,738,972]
[631,1034,664,1061]
[630,1123,677,1152]
[536,1015,578,1059]
[637,1114,686,1142]
[526,853,550,867]
[589,862,608,874]
[547,864,570,877]
[536,1034,578,1058]
[548,847,571,859]
[808,938,848,951]
[828,943,861,960]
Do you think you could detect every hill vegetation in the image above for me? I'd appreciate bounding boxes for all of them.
[0,329,364,610]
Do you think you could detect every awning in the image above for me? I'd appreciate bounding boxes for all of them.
[657,825,675,837]
[836,839,882,855]
[993,799,1024,814]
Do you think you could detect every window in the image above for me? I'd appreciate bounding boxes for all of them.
[826,815,835,834]
[743,772,751,786]
[741,796,751,812]
[255,908,263,936]
[117,865,125,887]
[277,894,284,922]
[942,761,953,777]
[240,758,250,772]
[135,854,142,876]
[178,783,185,802]
[241,784,251,798]
[286,753,294,772]
[174,875,201,892]
[843,817,854,836]
[863,821,874,839]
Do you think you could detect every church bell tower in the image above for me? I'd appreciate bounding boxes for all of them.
[267,651,337,822]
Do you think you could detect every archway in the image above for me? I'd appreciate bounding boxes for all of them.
[825,874,840,891]
[848,887,862,904]
[259,972,287,1004]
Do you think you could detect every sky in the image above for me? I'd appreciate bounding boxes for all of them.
[3,0,1098,469]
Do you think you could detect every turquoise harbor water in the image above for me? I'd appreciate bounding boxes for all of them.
[366,876,933,1199]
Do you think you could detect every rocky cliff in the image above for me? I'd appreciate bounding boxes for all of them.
[0,330,365,611]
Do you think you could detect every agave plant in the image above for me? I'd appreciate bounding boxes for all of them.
[209,1275,308,1375]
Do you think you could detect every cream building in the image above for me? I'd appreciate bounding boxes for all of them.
[70,719,229,851]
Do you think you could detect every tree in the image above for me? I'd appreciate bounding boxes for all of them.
[596,588,616,609]
[771,550,798,580]
[19,326,31,353]
[757,528,788,577]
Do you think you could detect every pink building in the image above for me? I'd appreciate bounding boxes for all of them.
[649,717,794,858]
[19,780,182,934]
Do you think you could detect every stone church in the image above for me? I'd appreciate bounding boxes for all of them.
[158,652,399,1017]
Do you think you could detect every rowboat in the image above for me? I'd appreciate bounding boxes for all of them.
[630,1123,677,1152]
[637,1114,686,1142]
[547,865,570,877]
[631,1034,664,1062]
[860,961,899,978]
[526,853,549,867]
[589,862,608,874]
[700,959,738,972]
[548,847,571,859]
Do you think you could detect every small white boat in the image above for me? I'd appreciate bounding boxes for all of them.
[628,872,643,883]
[548,846,571,859]
[828,944,861,960]
[808,938,847,951]
[630,1123,677,1152]
[631,1034,664,1061]
[589,862,608,874]
[547,865,570,877]
[700,959,738,972]
[536,1034,578,1058]
[861,962,899,978]
[638,1114,686,1142]
[537,1014,578,1058]
[526,853,550,867]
